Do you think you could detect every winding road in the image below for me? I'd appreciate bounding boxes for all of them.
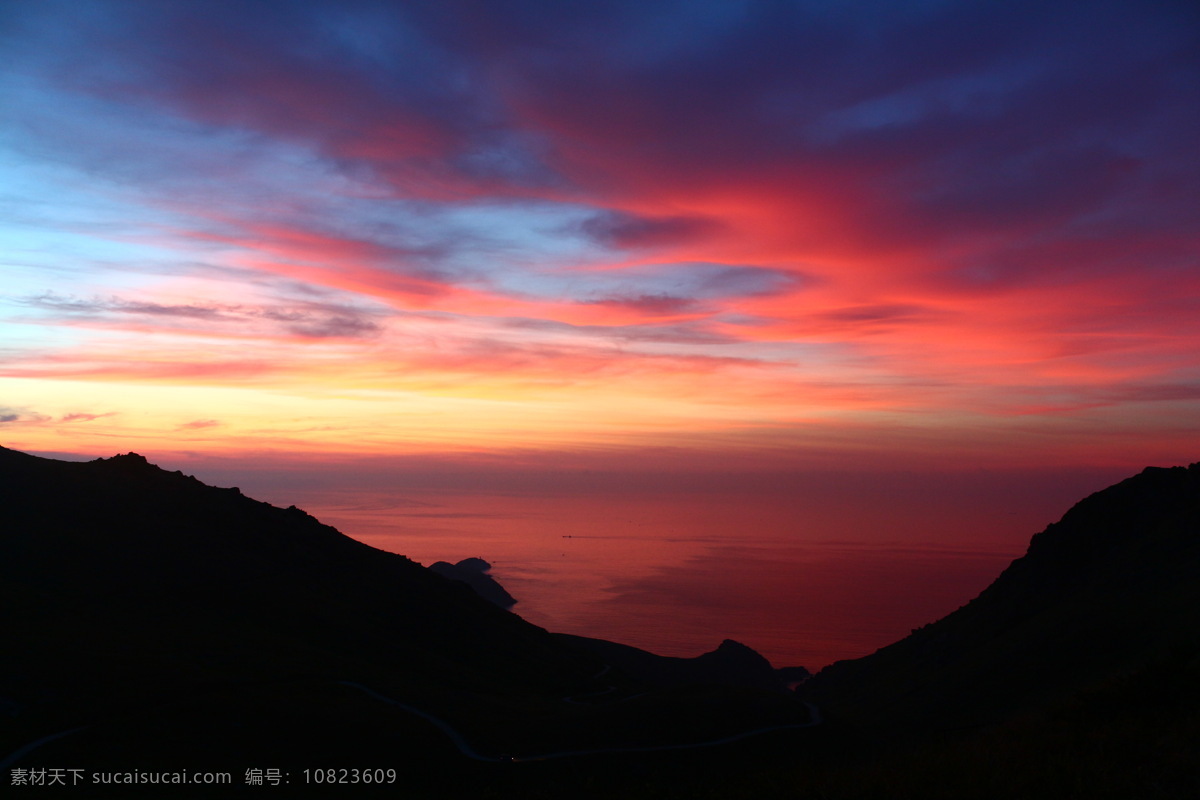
[336,679,822,763]
[2,675,821,768]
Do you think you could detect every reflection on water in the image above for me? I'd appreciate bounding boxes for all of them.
[297,490,1025,671]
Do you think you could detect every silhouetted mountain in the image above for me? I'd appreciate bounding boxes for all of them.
[802,462,1200,739]
[429,557,517,609]
[0,446,812,793]
[8,446,1193,797]
[555,635,805,694]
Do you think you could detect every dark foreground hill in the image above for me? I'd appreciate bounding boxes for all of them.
[0,446,813,796]
[797,462,1200,799]
[802,463,1200,736]
[3,447,1198,798]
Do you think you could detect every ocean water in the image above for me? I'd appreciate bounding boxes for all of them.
[292,488,1028,671]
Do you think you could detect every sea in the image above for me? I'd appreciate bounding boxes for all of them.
[285,485,1051,671]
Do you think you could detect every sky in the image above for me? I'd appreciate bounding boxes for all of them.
[1,3,1198,531]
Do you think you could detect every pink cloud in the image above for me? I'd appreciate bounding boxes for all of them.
[179,419,221,430]
[61,412,115,423]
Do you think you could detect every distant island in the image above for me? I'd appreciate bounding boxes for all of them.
[429,557,519,610]
[2,445,1197,798]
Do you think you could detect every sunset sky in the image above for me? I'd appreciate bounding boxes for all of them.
[2,3,1197,519]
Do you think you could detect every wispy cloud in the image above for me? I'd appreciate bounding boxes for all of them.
[61,412,115,423]
[179,419,221,430]
[0,0,1196,463]
[22,292,386,340]
[0,408,51,425]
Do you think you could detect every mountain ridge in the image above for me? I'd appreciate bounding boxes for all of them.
[0,445,813,779]
[801,461,1200,737]
[4,445,1197,796]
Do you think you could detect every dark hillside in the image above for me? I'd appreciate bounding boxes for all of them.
[0,447,595,695]
[0,446,810,787]
[802,463,1200,738]
[7,447,1195,797]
